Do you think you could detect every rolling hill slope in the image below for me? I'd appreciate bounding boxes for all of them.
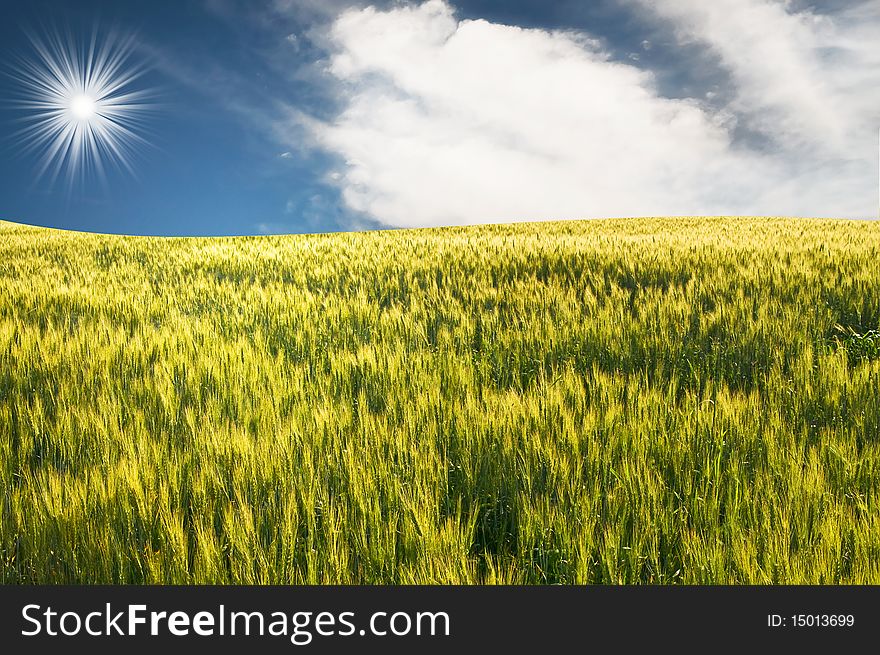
[1,217,879,583]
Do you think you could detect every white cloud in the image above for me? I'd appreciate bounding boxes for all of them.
[637,0,879,156]
[302,0,878,227]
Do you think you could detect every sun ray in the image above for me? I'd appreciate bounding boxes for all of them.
[7,25,156,189]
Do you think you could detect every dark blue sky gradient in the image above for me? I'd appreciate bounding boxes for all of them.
[0,0,697,236]
[0,0,866,235]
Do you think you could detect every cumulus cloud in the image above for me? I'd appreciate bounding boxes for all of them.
[637,0,879,156]
[303,0,878,227]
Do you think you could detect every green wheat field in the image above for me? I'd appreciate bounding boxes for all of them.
[1,217,879,584]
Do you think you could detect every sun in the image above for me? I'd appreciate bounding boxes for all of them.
[9,27,156,186]
[70,94,97,121]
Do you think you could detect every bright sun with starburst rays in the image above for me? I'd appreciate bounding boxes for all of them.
[9,27,155,187]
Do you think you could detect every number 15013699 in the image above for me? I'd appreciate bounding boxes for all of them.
[768,614,855,628]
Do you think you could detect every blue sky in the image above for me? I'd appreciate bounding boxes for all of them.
[1,0,877,236]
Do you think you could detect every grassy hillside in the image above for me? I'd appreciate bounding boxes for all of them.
[1,217,879,584]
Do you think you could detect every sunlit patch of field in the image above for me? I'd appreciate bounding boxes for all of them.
[1,217,878,583]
